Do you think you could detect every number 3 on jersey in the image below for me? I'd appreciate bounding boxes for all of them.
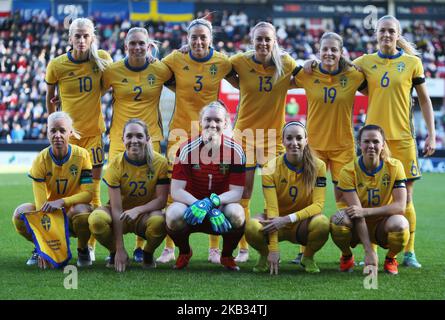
[194,76,203,92]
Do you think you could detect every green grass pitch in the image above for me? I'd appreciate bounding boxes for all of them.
[0,172,444,300]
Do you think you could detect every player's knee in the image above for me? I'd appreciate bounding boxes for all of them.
[330,210,352,228]
[224,204,245,228]
[310,214,330,233]
[12,203,34,220]
[166,203,186,231]
[88,209,111,235]
[386,215,409,233]
[244,219,262,244]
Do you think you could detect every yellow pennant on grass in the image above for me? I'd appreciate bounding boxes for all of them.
[21,208,71,268]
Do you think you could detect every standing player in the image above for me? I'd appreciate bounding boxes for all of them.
[290,32,367,263]
[45,17,113,259]
[353,15,436,268]
[332,125,408,275]
[159,18,235,264]
[230,22,300,263]
[88,119,169,272]
[245,121,330,274]
[165,102,246,271]
[12,112,94,267]
[102,27,172,262]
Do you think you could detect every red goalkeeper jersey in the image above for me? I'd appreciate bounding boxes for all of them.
[172,135,246,199]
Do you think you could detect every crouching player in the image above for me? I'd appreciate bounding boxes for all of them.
[331,124,409,275]
[166,101,246,271]
[12,111,94,268]
[245,121,330,274]
[88,119,169,272]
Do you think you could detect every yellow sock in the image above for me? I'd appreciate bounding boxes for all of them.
[135,236,145,250]
[92,179,102,207]
[71,212,91,249]
[238,198,251,250]
[330,223,352,256]
[143,215,167,253]
[88,209,114,252]
[162,194,176,250]
[244,219,268,256]
[299,245,305,253]
[304,215,330,257]
[387,229,410,258]
[87,236,96,249]
[404,201,416,253]
[209,235,220,250]
[165,235,175,249]
[12,215,33,242]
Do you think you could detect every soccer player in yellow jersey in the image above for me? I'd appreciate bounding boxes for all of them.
[245,122,330,274]
[12,112,94,268]
[103,27,173,262]
[88,119,169,272]
[354,16,436,268]
[332,125,409,275]
[291,32,366,263]
[230,22,300,263]
[159,18,236,264]
[45,18,112,259]
[103,27,173,159]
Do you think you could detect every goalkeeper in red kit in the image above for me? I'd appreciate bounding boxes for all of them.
[165,101,246,271]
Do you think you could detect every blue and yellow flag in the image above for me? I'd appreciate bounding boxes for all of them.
[21,208,71,268]
[130,0,194,22]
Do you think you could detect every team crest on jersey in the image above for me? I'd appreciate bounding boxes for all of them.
[397,62,405,73]
[41,214,51,231]
[147,171,154,180]
[70,165,78,177]
[210,64,217,76]
[382,174,390,187]
[148,74,156,86]
[219,164,230,174]
[340,76,348,88]
[92,65,99,73]
[192,164,201,170]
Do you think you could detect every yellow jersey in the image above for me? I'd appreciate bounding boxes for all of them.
[262,154,327,250]
[231,51,299,147]
[162,49,232,135]
[103,58,173,147]
[354,50,425,140]
[28,144,93,209]
[45,50,113,138]
[102,151,169,210]
[294,65,366,150]
[337,156,407,217]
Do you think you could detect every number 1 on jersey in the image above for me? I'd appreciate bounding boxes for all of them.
[208,174,213,190]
